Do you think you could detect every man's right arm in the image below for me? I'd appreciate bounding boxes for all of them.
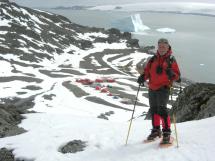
[143,59,151,81]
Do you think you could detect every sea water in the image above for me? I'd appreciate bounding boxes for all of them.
[45,9,215,83]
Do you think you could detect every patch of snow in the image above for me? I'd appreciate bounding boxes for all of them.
[11,4,21,12]
[156,28,176,33]
[0,60,14,76]
[17,39,27,45]
[0,44,10,49]
[90,56,102,67]
[20,8,46,25]
[17,47,32,54]
[0,37,5,41]
[0,18,11,27]
[33,9,53,15]
[97,68,111,71]
[77,32,108,41]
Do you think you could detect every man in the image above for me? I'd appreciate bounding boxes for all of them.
[137,38,180,144]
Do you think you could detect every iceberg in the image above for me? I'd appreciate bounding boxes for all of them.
[131,14,150,32]
[156,28,176,33]
[111,14,150,32]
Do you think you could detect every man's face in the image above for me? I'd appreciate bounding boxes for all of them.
[158,42,169,55]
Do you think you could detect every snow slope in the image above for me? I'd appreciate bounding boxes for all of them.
[0,92,215,161]
[0,1,214,161]
[0,44,214,161]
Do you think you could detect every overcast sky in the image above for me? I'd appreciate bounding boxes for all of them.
[11,0,215,8]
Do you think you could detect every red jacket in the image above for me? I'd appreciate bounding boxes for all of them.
[144,50,180,90]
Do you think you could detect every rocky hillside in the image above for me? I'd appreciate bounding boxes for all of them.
[0,0,139,62]
[0,0,142,101]
[170,83,215,122]
[1,0,215,160]
[0,0,147,159]
[0,0,148,136]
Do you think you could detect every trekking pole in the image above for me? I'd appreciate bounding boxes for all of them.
[170,86,173,101]
[179,81,182,94]
[125,84,141,145]
[173,113,179,148]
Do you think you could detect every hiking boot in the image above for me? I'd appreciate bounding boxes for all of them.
[161,129,171,144]
[147,128,162,141]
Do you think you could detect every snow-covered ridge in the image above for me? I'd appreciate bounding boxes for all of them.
[89,2,215,16]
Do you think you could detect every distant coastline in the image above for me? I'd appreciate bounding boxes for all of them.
[37,5,215,18]
[51,6,93,10]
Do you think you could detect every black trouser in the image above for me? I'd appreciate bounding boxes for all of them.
[148,86,170,130]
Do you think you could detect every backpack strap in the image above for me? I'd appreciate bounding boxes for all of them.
[167,55,181,83]
[166,55,176,69]
[149,55,157,69]
[149,55,174,69]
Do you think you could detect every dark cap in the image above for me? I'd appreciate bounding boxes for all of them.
[158,38,169,44]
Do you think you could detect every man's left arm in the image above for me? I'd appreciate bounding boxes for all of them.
[171,61,180,81]
[166,57,181,82]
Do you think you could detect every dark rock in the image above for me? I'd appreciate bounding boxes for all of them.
[0,76,43,83]
[122,32,131,40]
[59,69,84,75]
[94,37,107,43]
[0,0,9,3]
[59,140,87,154]
[58,64,73,68]
[107,36,119,44]
[39,70,72,78]
[80,40,92,49]
[0,104,26,138]
[62,81,89,97]
[97,113,109,120]
[170,83,215,122]
[67,50,74,54]
[0,97,35,138]
[22,85,42,91]
[42,94,56,100]
[16,92,27,95]
[104,111,114,116]
[0,148,14,161]
[107,28,121,36]
[138,46,156,55]
[55,48,64,54]
[0,148,34,161]
[126,39,140,48]
[90,27,105,33]
[85,96,131,111]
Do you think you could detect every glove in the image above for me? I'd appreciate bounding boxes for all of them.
[137,74,145,85]
[166,68,175,80]
[176,77,181,83]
